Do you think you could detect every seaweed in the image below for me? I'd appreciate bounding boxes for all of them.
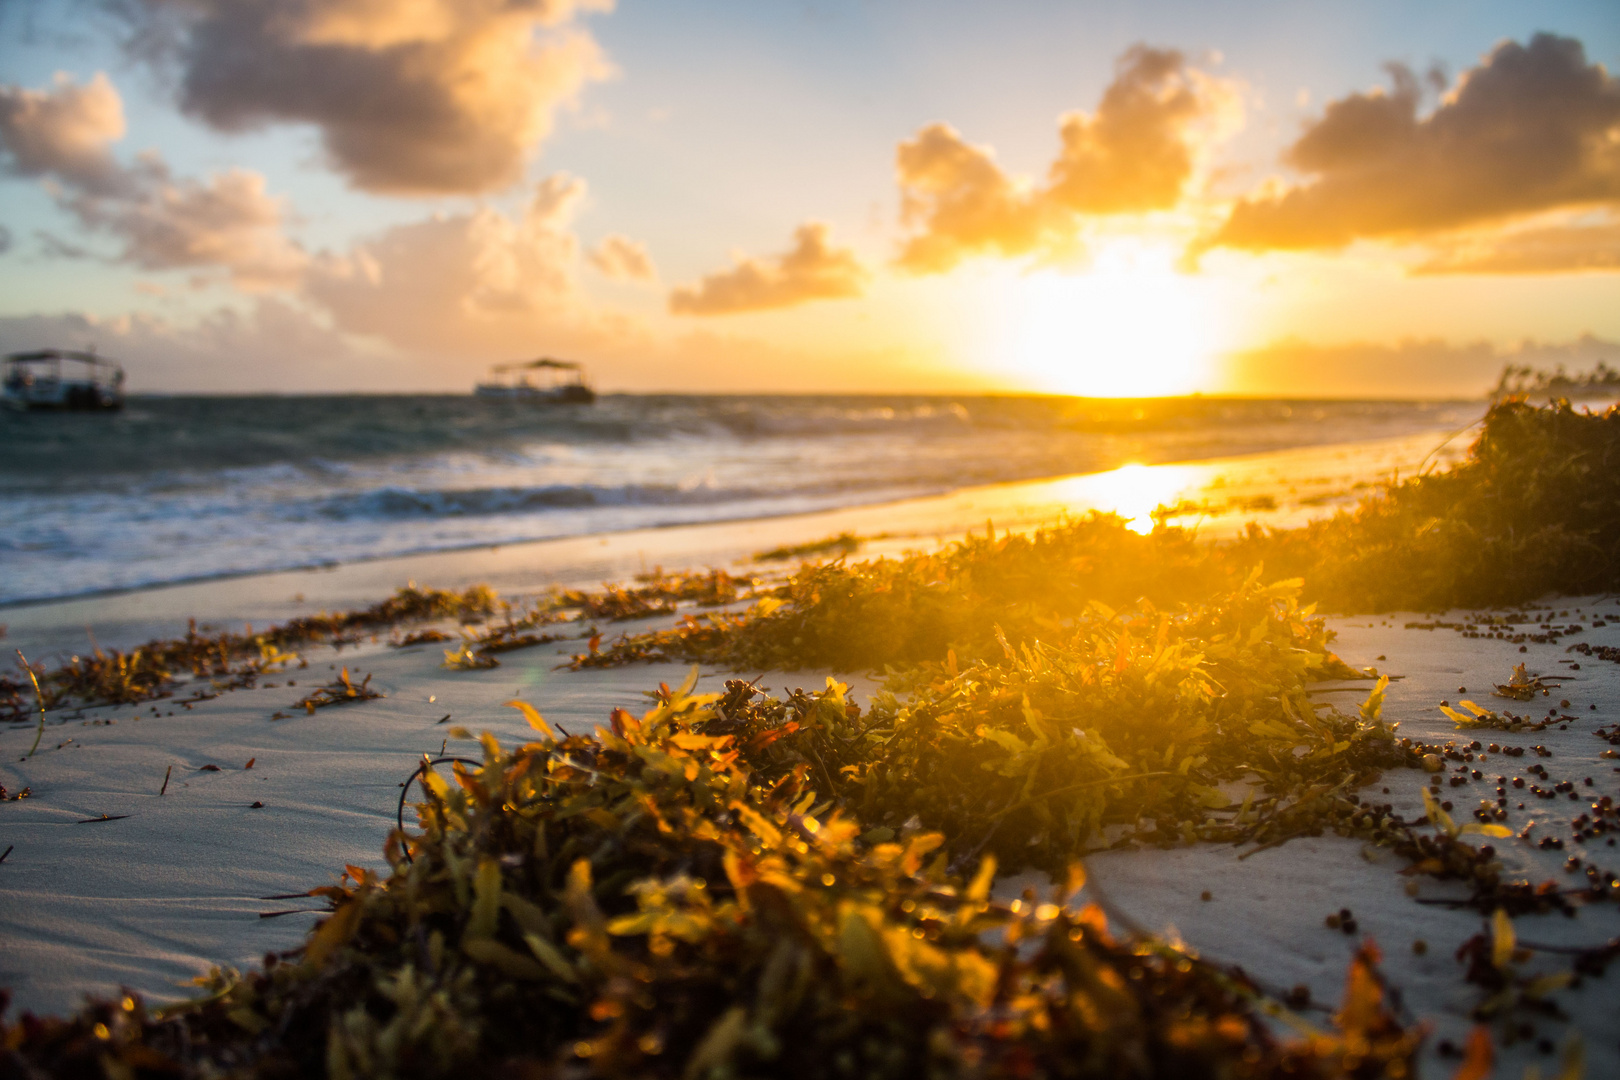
[574,516,1258,674]
[755,531,862,562]
[1492,361,1620,401]
[1,583,496,721]
[676,577,1389,875]
[4,399,1612,1075]
[1232,399,1620,612]
[0,681,1422,1078]
[554,568,759,621]
[296,668,384,714]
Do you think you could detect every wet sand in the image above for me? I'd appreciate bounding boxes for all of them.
[2,427,1467,661]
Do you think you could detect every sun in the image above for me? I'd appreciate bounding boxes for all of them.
[994,241,1217,397]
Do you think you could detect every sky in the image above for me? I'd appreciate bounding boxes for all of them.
[0,0,1616,397]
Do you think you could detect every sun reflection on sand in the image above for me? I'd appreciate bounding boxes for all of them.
[1046,462,1203,534]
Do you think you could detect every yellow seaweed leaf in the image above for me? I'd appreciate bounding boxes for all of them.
[1490,908,1514,971]
[461,937,548,981]
[503,699,554,739]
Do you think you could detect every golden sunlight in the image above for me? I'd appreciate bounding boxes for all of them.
[1049,461,1201,533]
[996,242,1215,397]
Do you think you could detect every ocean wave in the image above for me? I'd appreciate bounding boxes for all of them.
[318,480,773,521]
[0,394,1487,606]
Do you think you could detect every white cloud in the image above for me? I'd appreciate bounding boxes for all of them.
[0,72,306,289]
[307,174,636,354]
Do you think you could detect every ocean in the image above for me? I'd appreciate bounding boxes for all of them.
[0,394,1481,606]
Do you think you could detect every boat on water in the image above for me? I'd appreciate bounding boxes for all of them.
[2,349,125,412]
[474,357,595,404]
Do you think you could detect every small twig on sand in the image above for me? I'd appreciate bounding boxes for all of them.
[0,845,12,863]
[17,649,45,758]
[160,765,172,796]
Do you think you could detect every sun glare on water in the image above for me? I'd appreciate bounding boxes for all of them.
[996,242,1216,398]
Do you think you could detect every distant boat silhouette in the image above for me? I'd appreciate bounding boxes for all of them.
[473,357,595,404]
[3,348,125,411]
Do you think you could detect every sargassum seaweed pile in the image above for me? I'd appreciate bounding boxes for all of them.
[2,669,1422,1079]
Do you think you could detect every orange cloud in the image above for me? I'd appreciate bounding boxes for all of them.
[1202,34,1620,257]
[668,223,866,315]
[896,46,1234,273]
[143,0,613,195]
[1047,46,1232,214]
[894,123,1066,274]
[589,233,657,282]
[1413,219,1620,275]
[0,72,305,289]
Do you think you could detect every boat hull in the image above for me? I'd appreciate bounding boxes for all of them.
[473,383,595,405]
[2,384,124,412]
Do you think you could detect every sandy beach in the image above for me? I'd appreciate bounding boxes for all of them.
[6,4,1618,1074]
[4,419,1619,1078]
[4,595,1619,1076]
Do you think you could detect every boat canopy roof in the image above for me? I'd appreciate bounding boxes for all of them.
[489,357,582,373]
[5,348,124,374]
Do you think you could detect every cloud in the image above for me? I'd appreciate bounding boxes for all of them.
[1413,219,1620,275]
[65,165,307,288]
[1202,34,1620,256]
[0,72,129,195]
[894,123,1067,274]
[588,233,656,282]
[0,301,422,393]
[307,173,630,353]
[0,72,306,288]
[1047,46,1235,214]
[668,222,867,315]
[136,0,613,195]
[896,46,1235,273]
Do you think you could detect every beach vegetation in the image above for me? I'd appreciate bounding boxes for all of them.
[1,584,497,721]
[296,667,384,714]
[1232,400,1620,612]
[3,400,1616,1073]
[573,401,1620,680]
[0,679,1423,1078]
[1491,360,1620,402]
[0,570,759,718]
[755,531,863,562]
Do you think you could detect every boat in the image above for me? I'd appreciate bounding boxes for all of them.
[2,348,125,412]
[474,357,596,404]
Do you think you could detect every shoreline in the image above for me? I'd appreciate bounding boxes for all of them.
[1,422,1472,611]
[2,426,1468,661]
[3,396,1619,1078]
